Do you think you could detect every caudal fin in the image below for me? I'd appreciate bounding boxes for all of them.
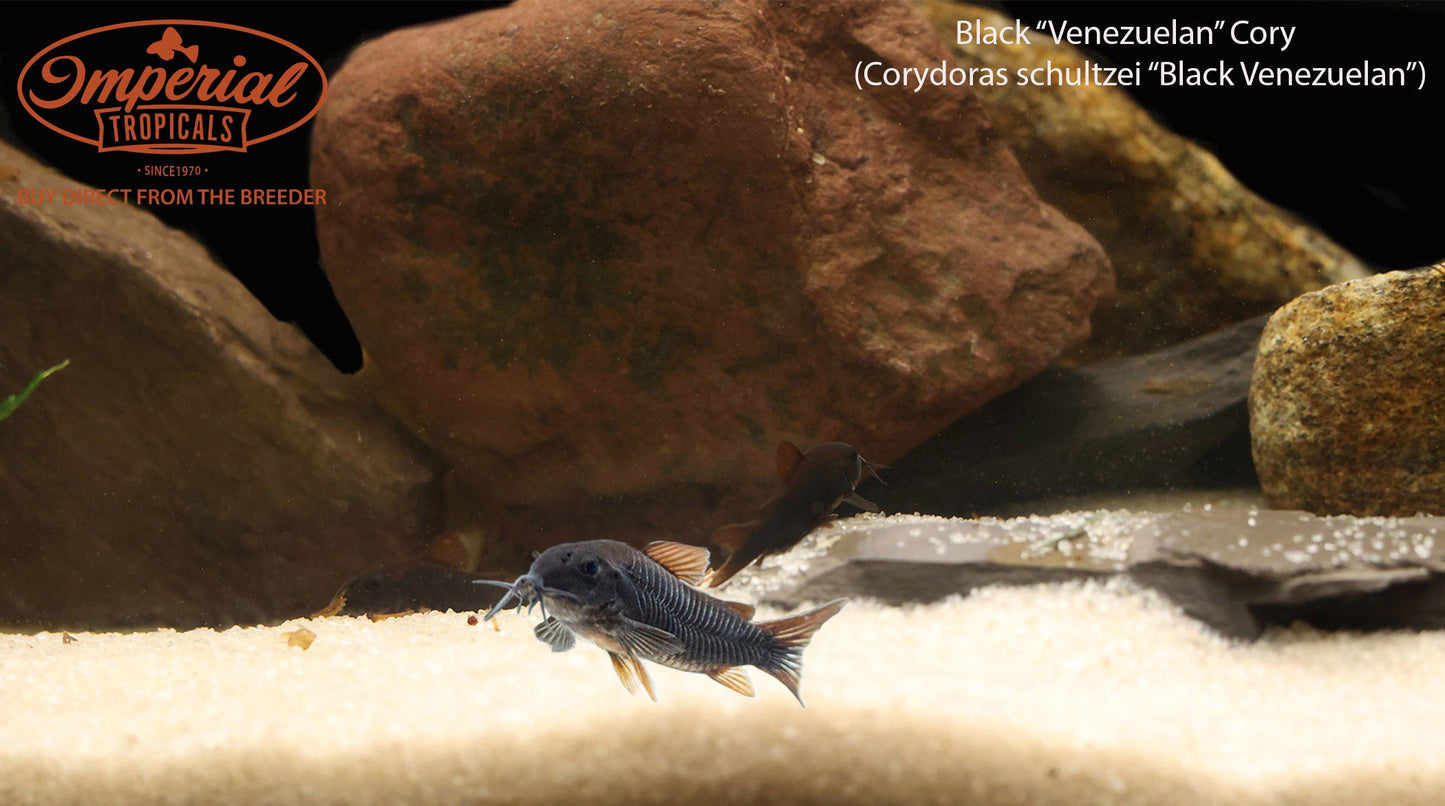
[702,523,758,588]
[757,599,847,706]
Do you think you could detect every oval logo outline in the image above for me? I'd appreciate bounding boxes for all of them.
[16,19,329,154]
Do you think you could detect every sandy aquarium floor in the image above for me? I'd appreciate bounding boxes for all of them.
[4,540,1445,806]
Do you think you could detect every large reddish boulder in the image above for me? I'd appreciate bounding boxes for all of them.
[312,0,1111,558]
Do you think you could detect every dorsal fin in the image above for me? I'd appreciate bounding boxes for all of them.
[421,529,482,571]
[722,600,756,620]
[643,541,710,586]
[708,666,755,697]
[775,440,806,482]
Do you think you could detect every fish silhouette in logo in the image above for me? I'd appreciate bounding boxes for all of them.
[146,27,198,63]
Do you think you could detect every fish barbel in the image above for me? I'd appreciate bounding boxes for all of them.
[478,539,845,704]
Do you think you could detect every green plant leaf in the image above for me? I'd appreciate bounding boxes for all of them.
[0,359,70,423]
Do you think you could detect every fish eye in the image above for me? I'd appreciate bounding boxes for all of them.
[580,559,601,576]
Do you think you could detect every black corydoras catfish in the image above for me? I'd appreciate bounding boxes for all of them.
[704,441,885,588]
[480,539,845,704]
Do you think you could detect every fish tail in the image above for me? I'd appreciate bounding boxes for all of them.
[702,523,757,588]
[756,598,847,706]
[707,522,753,561]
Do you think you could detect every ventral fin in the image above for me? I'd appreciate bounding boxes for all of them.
[775,440,806,483]
[630,655,658,702]
[533,616,576,653]
[644,541,710,586]
[843,492,881,513]
[708,666,755,698]
[609,652,641,696]
[615,617,685,659]
[722,600,756,620]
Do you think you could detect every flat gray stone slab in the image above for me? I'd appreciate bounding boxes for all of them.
[727,509,1445,638]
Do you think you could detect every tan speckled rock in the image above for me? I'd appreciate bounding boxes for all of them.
[1250,269,1445,516]
[913,2,1368,358]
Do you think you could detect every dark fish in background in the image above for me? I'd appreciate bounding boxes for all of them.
[315,530,496,619]
[478,539,846,704]
[313,562,502,619]
[704,441,886,588]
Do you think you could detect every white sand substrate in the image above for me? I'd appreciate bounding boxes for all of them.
[4,571,1444,805]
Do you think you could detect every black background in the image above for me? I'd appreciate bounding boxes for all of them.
[3,2,1441,373]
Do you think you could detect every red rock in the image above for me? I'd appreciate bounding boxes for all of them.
[312,0,1111,557]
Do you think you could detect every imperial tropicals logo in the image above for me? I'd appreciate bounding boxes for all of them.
[17,20,327,155]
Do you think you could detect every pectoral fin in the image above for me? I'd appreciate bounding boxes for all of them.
[534,616,576,652]
[644,541,711,586]
[843,492,880,513]
[615,616,685,659]
[312,591,347,618]
[708,666,755,698]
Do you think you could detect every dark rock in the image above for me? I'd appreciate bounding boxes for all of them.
[912,1,1367,359]
[311,0,1112,562]
[731,512,1132,609]
[732,509,1445,639]
[1250,268,1445,516]
[866,315,1267,517]
[0,142,443,630]
[1130,509,1445,637]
